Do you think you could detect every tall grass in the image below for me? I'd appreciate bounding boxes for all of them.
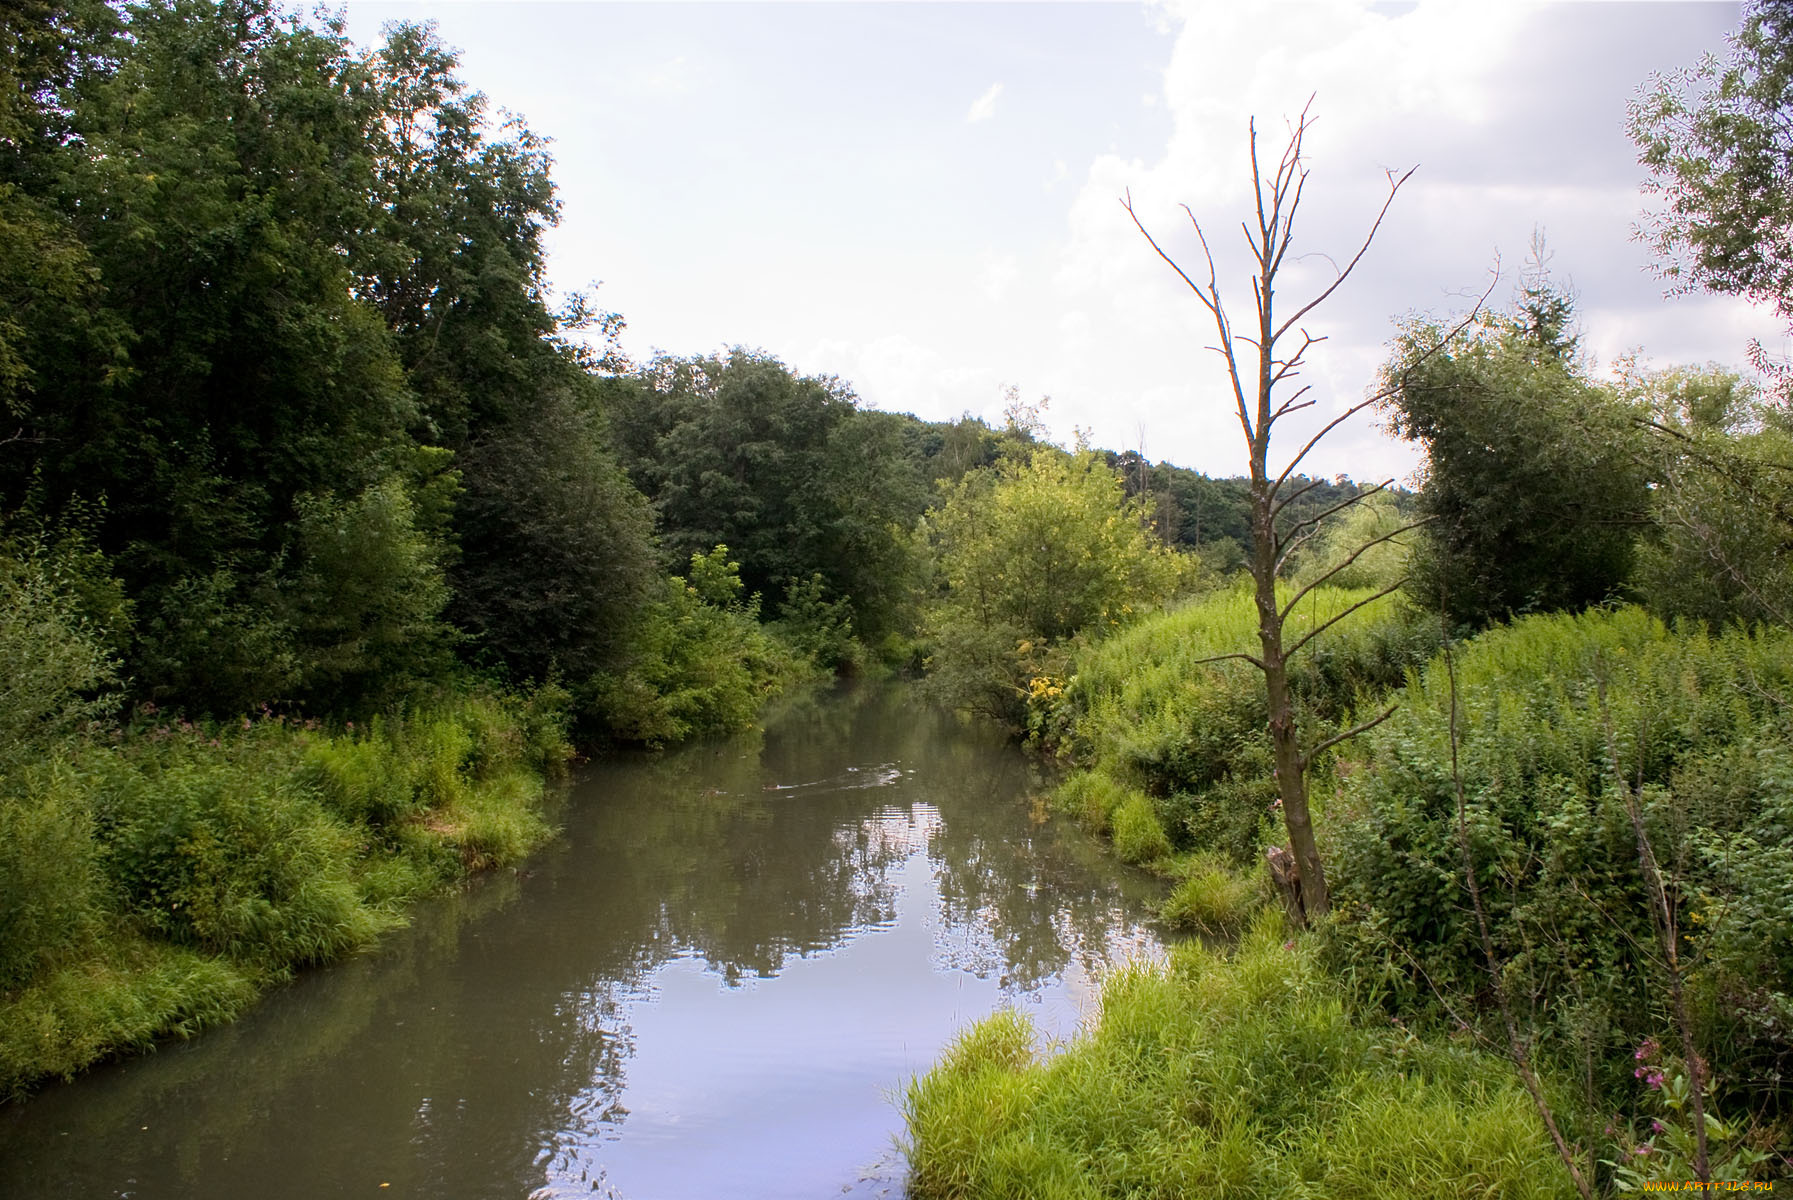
[1047,582,1436,863]
[903,913,1576,1199]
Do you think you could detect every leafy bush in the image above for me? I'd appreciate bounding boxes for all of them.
[918,447,1192,726]
[586,553,812,746]
[0,767,104,992]
[0,545,121,766]
[1324,606,1793,1122]
[93,750,385,969]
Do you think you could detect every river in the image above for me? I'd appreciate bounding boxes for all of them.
[0,683,1169,1199]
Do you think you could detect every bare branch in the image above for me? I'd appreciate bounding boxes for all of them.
[1300,701,1399,772]
[1270,387,1315,422]
[1272,268,1498,495]
[1268,475,1327,517]
[1271,392,1394,494]
[1274,164,1417,342]
[1282,575,1409,661]
[1280,518,1428,623]
[1190,649,1268,671]
[1271,479,1394,576]
[1121,190,1257,444]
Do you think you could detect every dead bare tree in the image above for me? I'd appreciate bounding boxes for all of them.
[1123,103,1488,922]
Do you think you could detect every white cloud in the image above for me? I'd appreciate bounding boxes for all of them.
[965,82,1004,124]
[1030,0,1769,478]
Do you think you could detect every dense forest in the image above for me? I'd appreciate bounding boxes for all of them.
[3,0,1791,1193]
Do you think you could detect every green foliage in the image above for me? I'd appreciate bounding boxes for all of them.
[903,916,1577,1200]
[447,387,658,687]
[612,350,929,642]
[1050,584,1436,862]
[0,765,104,992]
[0,691,566,1096]
[1325,606,1793,1121]
[920,447,1190,726]
[289,475,455,710]
[1287,489,1415,593]
[0,940,257,1100]
[588,570,807,748]
[1383,281,1650,627]
[0,541,120,764]
[1629,0,1793,392]
[773,572,857,672]
[94,748,387,968]
[1622,364,1793,629]
[925,448,1188,644]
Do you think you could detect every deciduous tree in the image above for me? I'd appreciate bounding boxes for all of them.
[1630,0,1793,394]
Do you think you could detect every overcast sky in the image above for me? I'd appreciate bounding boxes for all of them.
[339,0,1786,482]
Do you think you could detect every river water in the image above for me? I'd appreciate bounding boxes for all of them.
[0,684,1168,1199]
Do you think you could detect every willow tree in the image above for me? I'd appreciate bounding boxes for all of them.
[1123,107,1482,922]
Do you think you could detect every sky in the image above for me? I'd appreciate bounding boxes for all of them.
[339,0,1787,482]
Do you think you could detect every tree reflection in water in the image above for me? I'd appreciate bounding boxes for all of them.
[0,683,1167,1200]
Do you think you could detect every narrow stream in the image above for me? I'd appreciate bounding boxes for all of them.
[0,684,1169,1198]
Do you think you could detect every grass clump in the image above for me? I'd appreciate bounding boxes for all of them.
[1158,852,1258,934]
[1109,793,1171,865]
[903,914,1577,1200]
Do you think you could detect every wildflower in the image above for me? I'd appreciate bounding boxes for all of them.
[1651,1119,1666,1134]
[1635,1037,1660,1062]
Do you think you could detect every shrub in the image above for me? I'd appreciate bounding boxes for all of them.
[587,569,808,746]
[0,767,104,991]
[1325,606,1793,1121]
[93,751,385,970]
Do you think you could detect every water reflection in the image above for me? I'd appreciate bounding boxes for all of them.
[0,684,1166,1199]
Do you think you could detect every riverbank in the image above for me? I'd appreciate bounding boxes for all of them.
[903,914,1577,1200]
[0,689,569,1099]
[0,681,1169,1198]
[912,596,1793,1191]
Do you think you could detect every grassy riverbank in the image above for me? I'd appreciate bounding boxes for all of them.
[904,915,1576,1200]
[0,690,569,1098]
[908,596,1793,1192]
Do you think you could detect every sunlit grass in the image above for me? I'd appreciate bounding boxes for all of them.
[903,914,1577,1199]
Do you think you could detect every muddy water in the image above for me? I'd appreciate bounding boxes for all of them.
[0,684,1167,1199]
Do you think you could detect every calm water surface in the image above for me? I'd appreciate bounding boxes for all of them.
[0,684,1169,1198]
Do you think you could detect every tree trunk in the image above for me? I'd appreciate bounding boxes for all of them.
[1253,473,1329,919]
